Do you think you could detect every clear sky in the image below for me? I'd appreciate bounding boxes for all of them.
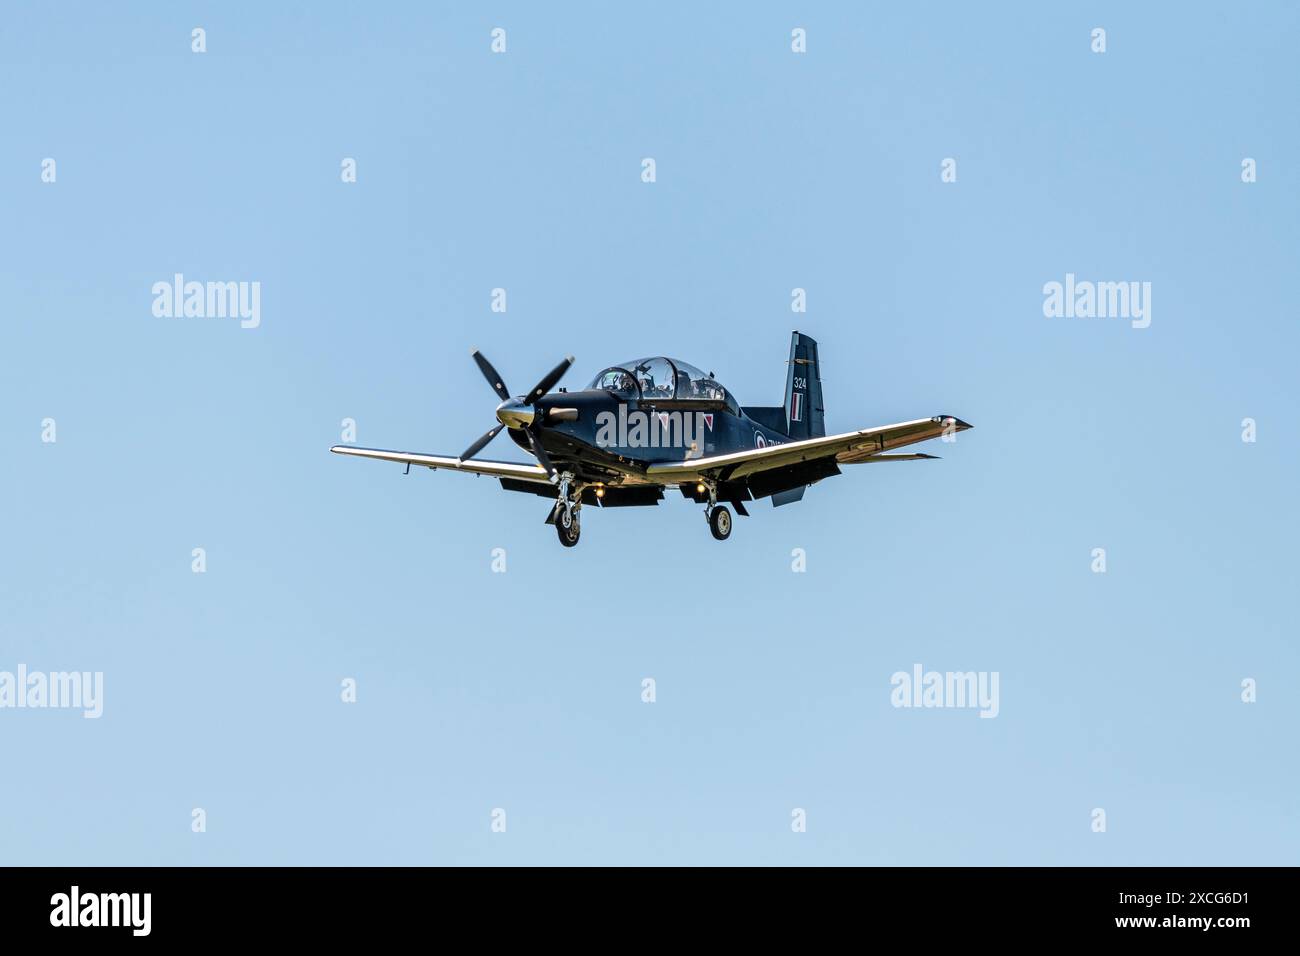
[2,2,1297,865]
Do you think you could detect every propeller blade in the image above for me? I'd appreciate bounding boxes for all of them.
[523,355,575,405]
[525,429,559,482]
[460,423,504,461]
[471,350,511,401]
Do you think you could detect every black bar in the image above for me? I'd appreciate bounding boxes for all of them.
[0,866,1280,942]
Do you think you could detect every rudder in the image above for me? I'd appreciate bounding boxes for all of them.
[784,330,825,440]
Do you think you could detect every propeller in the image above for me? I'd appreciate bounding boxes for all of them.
[524,356,576,404]
[460,350,574,480]
[460,423,504,461]
[471,351,511,402]
[524,430,557,479]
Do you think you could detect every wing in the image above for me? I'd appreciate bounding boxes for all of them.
[645,416,971,483]
[330,445,554,484]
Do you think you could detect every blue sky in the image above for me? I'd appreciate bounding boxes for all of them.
[1,2,1297,865]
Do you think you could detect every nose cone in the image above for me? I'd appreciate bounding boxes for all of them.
[496,398,535,429]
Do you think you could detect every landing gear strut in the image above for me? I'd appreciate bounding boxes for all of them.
[555,472,581,547]
[700,480,732,541]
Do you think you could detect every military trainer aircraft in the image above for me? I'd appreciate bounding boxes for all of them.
[331,331,972,547]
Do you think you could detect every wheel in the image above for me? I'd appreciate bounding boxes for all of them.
[709,505,732,541]
[556,507,581,547]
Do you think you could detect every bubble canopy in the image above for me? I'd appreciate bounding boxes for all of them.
[586,357,729,403]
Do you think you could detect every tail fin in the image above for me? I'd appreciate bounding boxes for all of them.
[783,330,825,440]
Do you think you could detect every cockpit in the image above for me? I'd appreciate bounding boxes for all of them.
[587,357,732,405]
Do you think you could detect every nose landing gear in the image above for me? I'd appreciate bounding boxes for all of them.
[556,505,581,547]
[554,472,582,547]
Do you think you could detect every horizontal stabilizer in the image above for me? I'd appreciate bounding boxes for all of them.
[742,406,789,434]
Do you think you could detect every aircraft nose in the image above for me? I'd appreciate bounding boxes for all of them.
[495,398,535,429]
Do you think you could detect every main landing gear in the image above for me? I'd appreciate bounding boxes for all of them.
[554,473,581,548]
[549,474,734,547]
[709,505,732,541]
[701,480,732,541]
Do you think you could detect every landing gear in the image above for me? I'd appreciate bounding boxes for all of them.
[556,506,581,547]
[699,479,732,541]
[554,471,582,547]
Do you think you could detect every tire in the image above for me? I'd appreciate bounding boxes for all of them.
[556,508,581,547]
[709,505,732,541]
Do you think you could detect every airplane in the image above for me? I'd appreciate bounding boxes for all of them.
[331,331,972,547]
